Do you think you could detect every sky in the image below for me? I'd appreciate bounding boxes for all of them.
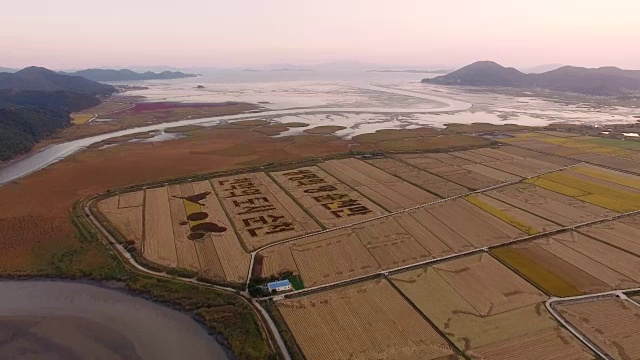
[1,0,639,70]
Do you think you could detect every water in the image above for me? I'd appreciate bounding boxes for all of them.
[0,281,228,360]
[1,71,638,186]
[0,84,469,185]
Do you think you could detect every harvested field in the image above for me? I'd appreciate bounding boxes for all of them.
[97,196,143,251]
[143,187,178,268]
[276,279,457,360]
[419,199,524,247]
[485,183,616,226]
[394,153,507,190]
[191,181,250,283]
[107,181,249,283]
[461,163,521,182]
[551,231,640,285]
[255,243,297,278]
[319,158,440,211]
[557,298,640,360]
[287,230,380,287]
[167,185,202,273]
[390,253,565,352]
[467,327,595,360]
[366,157,468,198]
[269,166,386,227]
[579,216,640,256]
[465,193,561,235]
[351,216,433,269]
[212,173,321,250]
[118,191,144,208]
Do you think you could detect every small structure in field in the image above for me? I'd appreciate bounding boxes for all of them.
[266,279,292,292]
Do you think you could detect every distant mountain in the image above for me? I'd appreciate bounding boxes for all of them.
[0,67,17,73]
[66,69,198,82]
[423,61,640,96]
[523,64,564,74]
[0,67,116,96]
[368,69,451,74]
[0,67,114,161]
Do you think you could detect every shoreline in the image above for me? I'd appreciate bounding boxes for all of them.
[0,277,237,360]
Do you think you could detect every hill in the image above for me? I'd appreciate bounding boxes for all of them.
[423,61,640,96]
[0,67,116,96]
[0,66,17,73]
[65,69,198,82]
[523,64,564,74]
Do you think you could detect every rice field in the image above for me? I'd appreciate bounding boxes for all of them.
[98,194,144,251]
[212,173,322,250]
[395,153,505,190]
[579,215,640,256]
[494,230,640,295]
[282,230,381,287]
[98,182,250,283]
[465,193,560,235]
[500,133,640,173]
[485,183,616,226]
[366,157,469,198]
[144,187,179,268]
[318,158,440,211]
[526,165,640,213]
[557,298,640,360]
[254,193,528,286]
[276,279,458,360]
[269,166,386,227]
[389,253,591,358]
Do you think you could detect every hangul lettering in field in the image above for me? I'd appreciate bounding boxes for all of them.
[270,166,386,227]
[213,173,321,250]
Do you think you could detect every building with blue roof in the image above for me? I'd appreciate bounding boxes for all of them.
[266,279,292,292]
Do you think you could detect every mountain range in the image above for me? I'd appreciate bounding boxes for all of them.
[0,67,116,95]
[422,61,640,96]
[0,67,115,161]
[63,69,198,82]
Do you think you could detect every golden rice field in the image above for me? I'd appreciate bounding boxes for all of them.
[319,158,440,211]
[557,298,640,360]
[485,183,616,226]
[212,173,322,250]
[71,112,95,125]
[276,279,458,360]
[269,166,386,227]
[464,193,560,235]
[526,165,640,213]
[500,132,640,173]
[494,229,640,296]
[390,253,592,358]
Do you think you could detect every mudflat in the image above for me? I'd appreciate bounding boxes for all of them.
[0,281,228,360]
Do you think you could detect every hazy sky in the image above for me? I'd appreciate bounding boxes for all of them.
[2,0,639,70]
